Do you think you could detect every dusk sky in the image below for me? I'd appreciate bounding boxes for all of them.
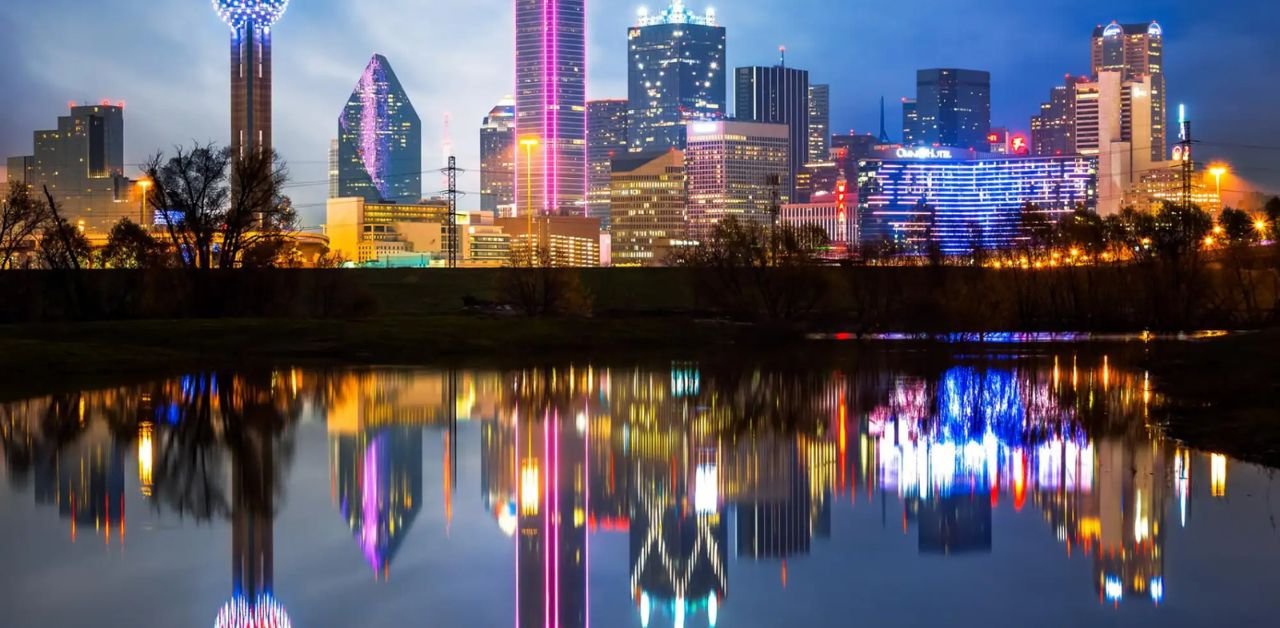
[2,0,1277,226]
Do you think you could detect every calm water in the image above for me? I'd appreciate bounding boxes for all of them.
[1,354,1279,628]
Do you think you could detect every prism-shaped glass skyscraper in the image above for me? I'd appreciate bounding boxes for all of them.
[627,1,726,152]
[337,54,422,204]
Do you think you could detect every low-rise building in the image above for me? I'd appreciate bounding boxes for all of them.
[496,216,601,267]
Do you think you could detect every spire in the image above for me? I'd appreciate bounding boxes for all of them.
[778,45,786,68]
[878,97,891,143]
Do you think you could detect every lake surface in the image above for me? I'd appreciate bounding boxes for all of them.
[1,352,1278,627]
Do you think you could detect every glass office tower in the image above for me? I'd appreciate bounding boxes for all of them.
[337,54,422,204]
[627,1,726,152]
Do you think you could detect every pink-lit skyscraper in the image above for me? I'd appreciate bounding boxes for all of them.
[515,0,586,217]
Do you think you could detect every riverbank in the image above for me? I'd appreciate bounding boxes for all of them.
[2,317,1276,466]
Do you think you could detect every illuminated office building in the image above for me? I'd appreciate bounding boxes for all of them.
[7,103,136,234]
[1031,75,1081,157]
[910,69,991,151]
[496,215,601,267]
[808,84,831,164]
[480,97,517,213]
[587,99,629,227]
[337,54,422,204]
[214,0,289,158]
[326,197,450,263]
[684,120,790,240]
[781,176,855,246]
[627,1,726,152]
[610,149,688,266]
[515,0,586,216]
[901,98,919,145]
[1074,72,1157,215]
[1092,21,1166,162]
[735,62,810,198]
[857,147,1097,254]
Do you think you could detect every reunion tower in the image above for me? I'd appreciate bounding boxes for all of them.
[213,0,289,158]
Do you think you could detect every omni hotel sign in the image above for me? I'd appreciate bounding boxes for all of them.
[895,147,954,159]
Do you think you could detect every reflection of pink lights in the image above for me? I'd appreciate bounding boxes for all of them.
[359,438,382,572]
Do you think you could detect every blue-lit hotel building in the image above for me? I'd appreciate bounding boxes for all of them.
[857,147,1097,254]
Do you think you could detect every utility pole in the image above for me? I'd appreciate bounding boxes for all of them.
[439,157,465,268]
[1180,119,1193,214]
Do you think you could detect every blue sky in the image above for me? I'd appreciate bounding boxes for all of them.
[2,0,1276,226]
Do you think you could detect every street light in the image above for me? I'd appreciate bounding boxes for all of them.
[519,137,539,263]
[1208,165,1228,206]
[136,178,152,225]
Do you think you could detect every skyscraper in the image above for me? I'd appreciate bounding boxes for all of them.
[807,84,830,163]
[515,0,586,217]
[327,139,339,199]
[611,150,687,266]
[1092,21,1166,161]
[735,62,809,198]
[7,103,135,233]
[685,120,790,240]
[1074,71,1156,215]
[480,97,516,213]
[901,98,920,145]
[337,55,422,204]
[913,69,991,151]
[627,1,726,152]
[1031,75,1081,157]
[213,0,289,158]
[587,99,629,227]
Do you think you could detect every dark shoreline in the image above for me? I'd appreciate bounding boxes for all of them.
[2,316,1276,467]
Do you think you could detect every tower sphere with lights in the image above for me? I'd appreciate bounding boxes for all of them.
[213,0,289,158]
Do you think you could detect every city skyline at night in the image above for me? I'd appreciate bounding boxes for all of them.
[0,1,1273,228]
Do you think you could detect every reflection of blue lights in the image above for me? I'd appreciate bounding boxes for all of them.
[164,402,181,425]
[1104,575,1124,602]
[1150,577,1164,603]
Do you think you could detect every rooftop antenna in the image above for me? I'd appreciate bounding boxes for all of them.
[778,45,786,68]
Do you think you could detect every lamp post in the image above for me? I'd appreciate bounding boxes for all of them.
[519,137,539,264]
[136,178,151,225]
[1209,165,1228,210]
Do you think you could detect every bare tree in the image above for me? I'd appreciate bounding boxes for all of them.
[144,143,294,270]
[0,182,50,269]
[39,186,90,271]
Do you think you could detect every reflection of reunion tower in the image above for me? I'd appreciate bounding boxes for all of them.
[214,0,289,158]
[217,415,291,626]
[516,407,588,628]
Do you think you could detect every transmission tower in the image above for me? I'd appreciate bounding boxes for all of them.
[1180,119,1194,213]
[439,157,465,268]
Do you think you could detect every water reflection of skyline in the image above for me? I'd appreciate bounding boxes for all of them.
[0,356,1234,624]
